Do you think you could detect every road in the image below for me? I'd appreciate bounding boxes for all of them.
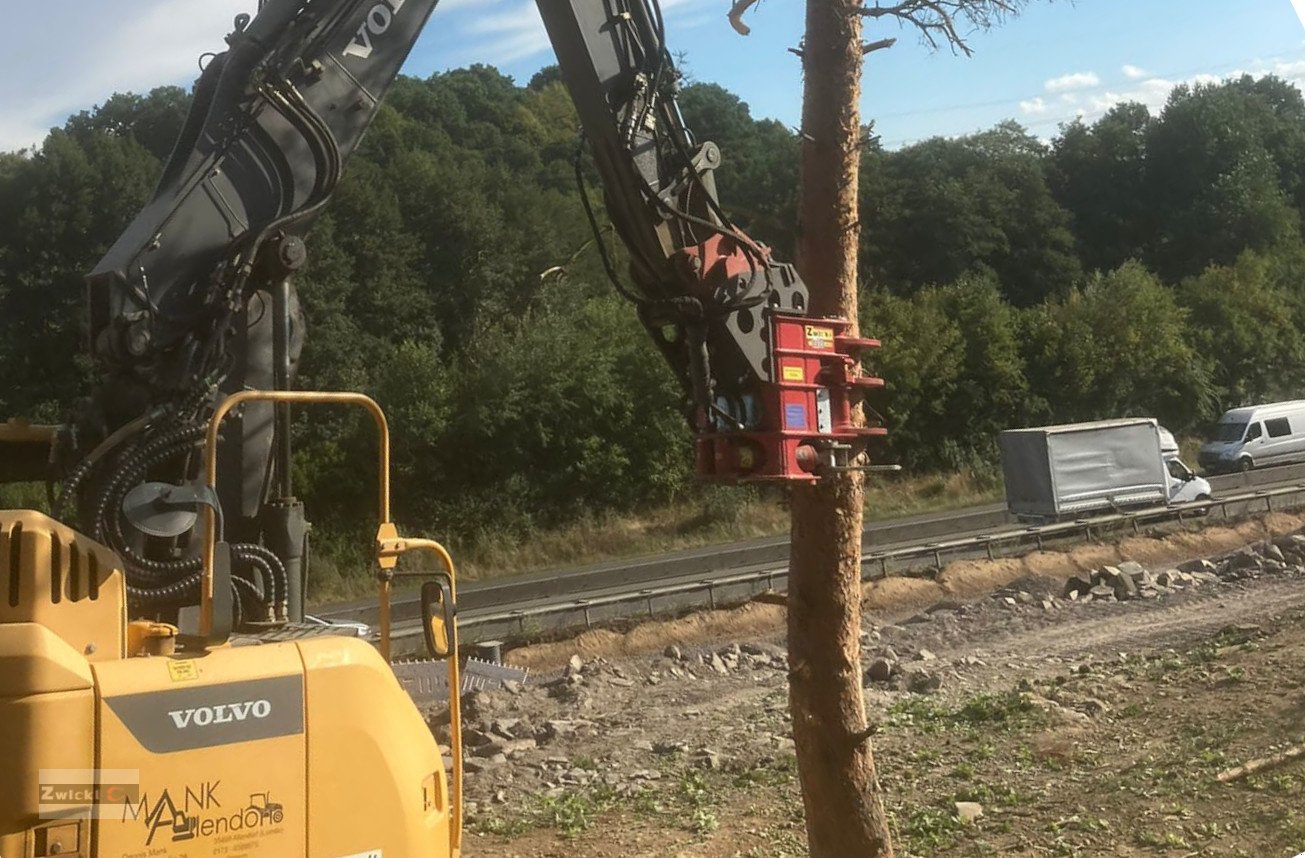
[317,462,1305,646]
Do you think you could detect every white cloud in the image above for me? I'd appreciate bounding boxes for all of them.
[464,3,552,65]
[1044,71,1101,94]
[1,0,728,151]
[1270,58,1305,81]
[1018,97,1048,115]
[0,0,249,152]
[448,0,715,66]
[1020,52,1305,135]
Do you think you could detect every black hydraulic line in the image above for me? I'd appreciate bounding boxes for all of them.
[272,278,294,498]
[574,144,652,306]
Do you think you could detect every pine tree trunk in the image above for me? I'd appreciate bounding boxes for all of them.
[788,0,894,854]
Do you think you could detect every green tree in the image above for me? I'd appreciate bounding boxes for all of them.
[864,121,1080,306]
[1177,251,1305,408]
[0,128,164,418]
[63,87,192,160]
[1022,261,1215,429]
[1048,103,1154,273]
[866,274,1030,469]
[1145,76,1304,279]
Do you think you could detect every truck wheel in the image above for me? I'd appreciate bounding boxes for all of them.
[1239,457,1253,473]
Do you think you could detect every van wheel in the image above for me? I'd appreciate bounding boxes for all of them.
[1239,457,1253,473]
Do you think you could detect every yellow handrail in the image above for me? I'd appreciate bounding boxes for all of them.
[200,390,462,855]
[202,390,391,638]
[376,536,464,855]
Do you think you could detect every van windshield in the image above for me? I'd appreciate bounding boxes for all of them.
[1213,422,1248,442]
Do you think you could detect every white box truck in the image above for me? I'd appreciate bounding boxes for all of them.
[999,418,1211,521]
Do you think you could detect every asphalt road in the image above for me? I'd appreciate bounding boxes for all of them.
[319,462,1305,646]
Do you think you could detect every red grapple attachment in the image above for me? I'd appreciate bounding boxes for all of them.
[696,314,886,482]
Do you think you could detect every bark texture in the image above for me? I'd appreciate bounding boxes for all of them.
[787,0,894,854]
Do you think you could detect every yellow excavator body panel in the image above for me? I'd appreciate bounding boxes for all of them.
[0,511,457,858]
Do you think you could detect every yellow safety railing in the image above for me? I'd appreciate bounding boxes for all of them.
[200,390,462,856]
[202,390,392,636]
[375,535,464,853]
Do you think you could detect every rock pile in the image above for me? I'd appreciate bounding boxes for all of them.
[1061,560,1220,603]
[862,645,944,693]
[1215,534,1305,580]
[661,641,788,676]
[1060,533,1305,604]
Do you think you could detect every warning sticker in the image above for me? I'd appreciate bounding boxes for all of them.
[784,403,809,430]
[804,326,835,350]
[166,660,200,682]
[782,365,805,382]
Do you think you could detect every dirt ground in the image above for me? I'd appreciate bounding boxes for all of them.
[454,514,1305,857]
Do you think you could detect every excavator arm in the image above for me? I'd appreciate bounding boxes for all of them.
[536,0,879,480]
[4,0,883,629]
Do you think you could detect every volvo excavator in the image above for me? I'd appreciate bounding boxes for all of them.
[0,0,884,854]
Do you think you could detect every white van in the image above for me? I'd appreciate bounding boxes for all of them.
[1158,426,1213,503]
[1198,401,1305,474]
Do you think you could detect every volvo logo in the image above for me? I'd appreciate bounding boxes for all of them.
[342,0,408,60]
[167,700,272,729]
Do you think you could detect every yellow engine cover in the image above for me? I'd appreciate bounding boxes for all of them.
[91,638,453,857]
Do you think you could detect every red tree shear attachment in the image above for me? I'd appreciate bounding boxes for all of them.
[696,314,887,483]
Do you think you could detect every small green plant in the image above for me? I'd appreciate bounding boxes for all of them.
[1268,773,1299,794]
[950,762,977,781]
[900,805,966,852]
[1135,829,1190,849]
[886,697,950,730]
[690,806,719,835]
[534,786,617,839]
[471,813,534,838]
[1048,815,1110,834]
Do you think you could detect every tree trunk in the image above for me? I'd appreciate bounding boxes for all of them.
[787,0,894,855]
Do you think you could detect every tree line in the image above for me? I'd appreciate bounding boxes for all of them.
[2,66,1303,545]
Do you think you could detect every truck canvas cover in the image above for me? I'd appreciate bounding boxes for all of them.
[999,419,1168,518]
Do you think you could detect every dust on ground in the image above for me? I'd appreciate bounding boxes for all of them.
[455,518,1305,857]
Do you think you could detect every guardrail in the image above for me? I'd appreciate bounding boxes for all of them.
[324,463,1305,636]
[393,480,1305,644]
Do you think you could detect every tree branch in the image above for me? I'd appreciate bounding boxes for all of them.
[728,0,761,35]
[857,0,1024,55]
[862,37,898,54]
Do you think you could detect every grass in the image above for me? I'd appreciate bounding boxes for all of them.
[897,805,967,853]
[885,691,1044,734]
[449,467,1001,582]
[305,465,1002,601]
[472,785,620,841]
[471,758,792,843]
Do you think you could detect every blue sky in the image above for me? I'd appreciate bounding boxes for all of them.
[3,0,1304,152]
